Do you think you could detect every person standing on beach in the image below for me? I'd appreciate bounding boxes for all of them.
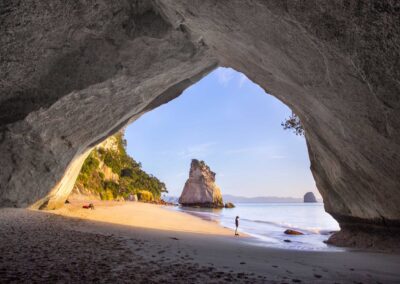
[235,216,239,236]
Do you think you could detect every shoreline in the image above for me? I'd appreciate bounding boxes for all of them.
[172,203,345,252]
[1,205,399,283]
[43,200,400,255]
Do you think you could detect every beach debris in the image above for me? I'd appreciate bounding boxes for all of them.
[179,159,224,208]
[284,229,304,235]
[82,203,95,210]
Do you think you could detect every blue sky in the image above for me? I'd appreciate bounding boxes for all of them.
[125,68,319,199]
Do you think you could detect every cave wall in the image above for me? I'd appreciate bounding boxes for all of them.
[1,0,399,239]
[158,0,400,232]
[0,0,217,208]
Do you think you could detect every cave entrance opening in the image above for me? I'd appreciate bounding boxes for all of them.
[81,66,340,247]
[124,67,318,202]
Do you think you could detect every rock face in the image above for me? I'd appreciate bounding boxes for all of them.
[70,132,166,202]
[304,192,317,203]
[1,0,400,247]
[224,202,235,209]
[179,160,223,208]
[68,135,120,201]
[284,229,304,236]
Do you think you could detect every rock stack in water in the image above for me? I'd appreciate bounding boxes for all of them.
[179,159,224,208]
[303,192,317,203]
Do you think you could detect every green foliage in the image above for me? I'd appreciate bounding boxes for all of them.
[75,153,103,193]
[137,190,154,202]
[101,189,114,201]
[74,132,167,201]
[121,168,133,178]
[213,195,224,207]
[97,147,105,155]
[281,112,304,136]
[80,153,99,176]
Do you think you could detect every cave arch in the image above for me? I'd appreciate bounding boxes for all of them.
[1,1,399,246]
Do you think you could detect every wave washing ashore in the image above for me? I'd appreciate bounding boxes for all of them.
[175,202,342,251]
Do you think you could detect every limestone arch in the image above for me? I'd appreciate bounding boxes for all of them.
[1,1,399,246]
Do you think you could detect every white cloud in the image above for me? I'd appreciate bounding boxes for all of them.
[215,67,236,87]
[225,146,286,160]
[238,73,249,88]
[178,142,216,159]
[215,67,250,88]
[269,155,286,160]
[176,171,187,177]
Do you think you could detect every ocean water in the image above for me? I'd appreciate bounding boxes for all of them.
[174,203,343,251]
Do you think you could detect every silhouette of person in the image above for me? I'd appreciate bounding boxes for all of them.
[235,216,239,236]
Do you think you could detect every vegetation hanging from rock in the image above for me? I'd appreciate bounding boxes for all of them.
[73,133,167,201]
[281,112,304,136]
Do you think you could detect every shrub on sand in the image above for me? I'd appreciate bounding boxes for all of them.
[101,189,114,201]
[137,190,154,202]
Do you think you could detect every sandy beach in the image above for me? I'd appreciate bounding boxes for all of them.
[53,200,235,236]
[1,202,399,283]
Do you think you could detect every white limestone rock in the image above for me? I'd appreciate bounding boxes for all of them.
[179,160,223,208]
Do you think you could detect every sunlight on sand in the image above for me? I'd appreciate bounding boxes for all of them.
[50,201,235,236]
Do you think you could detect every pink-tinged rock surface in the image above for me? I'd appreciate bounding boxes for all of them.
[179,159,224,208]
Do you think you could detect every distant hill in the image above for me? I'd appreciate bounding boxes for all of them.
[164,194,322,204]
[162,195,179,203]
[223,194,304,203]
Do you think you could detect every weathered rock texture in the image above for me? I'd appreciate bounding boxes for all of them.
[1,0,399,247]
[68,135,120,201]
[0,0,217,209]
[179,160,223,208]
[304,192,317,203]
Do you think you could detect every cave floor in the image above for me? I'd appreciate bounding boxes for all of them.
[0,208,399,283]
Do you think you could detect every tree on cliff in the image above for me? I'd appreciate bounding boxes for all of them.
[281,112,304,136]
[74,133,167,201]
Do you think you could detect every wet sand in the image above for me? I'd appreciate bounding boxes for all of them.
[0,202,399,283]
